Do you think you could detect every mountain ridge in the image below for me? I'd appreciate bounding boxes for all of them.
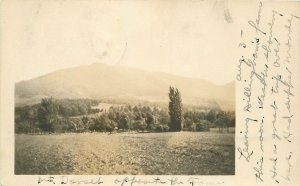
[15,63,235,110]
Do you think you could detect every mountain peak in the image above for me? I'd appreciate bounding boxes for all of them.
[15,64,235,110]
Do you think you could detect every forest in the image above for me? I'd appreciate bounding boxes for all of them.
[15,97,235,134]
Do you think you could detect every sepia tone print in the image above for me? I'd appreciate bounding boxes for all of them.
[1,1,300,185]
[12,1,235,175]
[15,63,235,175]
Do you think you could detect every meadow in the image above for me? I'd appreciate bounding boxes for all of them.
[15,131,235,175]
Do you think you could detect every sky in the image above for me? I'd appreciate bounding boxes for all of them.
[3,0,244,85]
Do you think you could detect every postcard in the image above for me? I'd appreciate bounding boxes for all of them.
[0,0,299,185]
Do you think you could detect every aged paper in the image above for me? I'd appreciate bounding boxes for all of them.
[0,0,300,186]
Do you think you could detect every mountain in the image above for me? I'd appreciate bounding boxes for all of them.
[15,63,235,110]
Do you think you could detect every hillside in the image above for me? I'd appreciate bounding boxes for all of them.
[15,63,235,110]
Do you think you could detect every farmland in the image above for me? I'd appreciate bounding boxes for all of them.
[15,131,234,175]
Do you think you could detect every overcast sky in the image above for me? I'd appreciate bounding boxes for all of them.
[3,0,246,85]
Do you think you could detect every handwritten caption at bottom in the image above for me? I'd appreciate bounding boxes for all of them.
[37,176,224,186]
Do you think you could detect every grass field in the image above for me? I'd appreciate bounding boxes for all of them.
[15,132,235,175]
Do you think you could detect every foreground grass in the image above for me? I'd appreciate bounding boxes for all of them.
[15,132,235,175]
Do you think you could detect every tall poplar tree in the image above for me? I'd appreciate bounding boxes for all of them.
[168,86,183,131]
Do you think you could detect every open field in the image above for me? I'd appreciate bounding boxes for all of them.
[15,132,235,175]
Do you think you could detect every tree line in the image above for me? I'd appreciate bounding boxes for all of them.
[15,98,235,134]
[15,98,100,133]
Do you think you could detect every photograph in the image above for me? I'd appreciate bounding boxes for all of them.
[13,1,235,175]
